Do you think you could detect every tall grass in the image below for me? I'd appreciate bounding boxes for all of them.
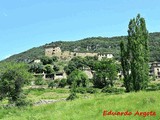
[0,91,160,120]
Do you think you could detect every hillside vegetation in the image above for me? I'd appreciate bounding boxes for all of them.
[0,90,159,120]
[2,32,160,62]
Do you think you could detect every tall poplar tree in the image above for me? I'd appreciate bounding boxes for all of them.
[120,14,149,92]
[120,41,133,92]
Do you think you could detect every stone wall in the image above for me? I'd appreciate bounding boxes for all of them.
[75,52,98,58]
[45,46,113,60]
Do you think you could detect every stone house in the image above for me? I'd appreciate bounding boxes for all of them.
[45,45,113,60]
[54,71,67,80]
[149,62,160,78]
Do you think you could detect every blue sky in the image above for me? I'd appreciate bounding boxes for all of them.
[0,0,160,60]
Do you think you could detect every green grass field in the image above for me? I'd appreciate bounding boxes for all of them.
[0,89,160,120]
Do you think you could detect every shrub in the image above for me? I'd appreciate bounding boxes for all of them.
[66,92,78,100]
[58,79,67,88]
[156,83,160,89]
[67,81,78,100]
[86,88,98,94]
[75,87,98,94]
[0,62,33,106]
[145,83,159,91]
[67,70,89,87]
[76,87,86,94]
[34,77,46,85]
[101,87,124,94]
[48,81,57,88]
[15,94,32,107]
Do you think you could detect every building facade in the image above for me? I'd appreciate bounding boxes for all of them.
[149,62,160,78]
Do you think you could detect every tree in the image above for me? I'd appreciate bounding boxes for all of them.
[0,62,33,105]
[120,14,149,92]
[58,78,67,88]
[29,63,44,73]
[53,65,60,72]
[44,64,54,74]
[64,56,87,75]
[84,56,98,70]
[120,41,133,92]
[41,56,53,65]
[67,70,89,87]
[67,70,88,101]
[51,56,58,62]
[93,59,117,88]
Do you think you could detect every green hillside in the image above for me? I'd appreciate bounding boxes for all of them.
[2,32,160,62]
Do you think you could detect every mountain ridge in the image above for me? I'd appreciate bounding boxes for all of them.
[2,32,160,62]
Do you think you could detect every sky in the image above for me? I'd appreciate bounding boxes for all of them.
[0,0,160,60]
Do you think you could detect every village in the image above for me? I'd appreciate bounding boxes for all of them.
[30,45,160,81]
[1,1,160,119]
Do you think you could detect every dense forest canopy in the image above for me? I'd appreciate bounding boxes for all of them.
[1,32,160,62]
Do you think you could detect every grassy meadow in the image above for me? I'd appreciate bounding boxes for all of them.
[0,88,160,120]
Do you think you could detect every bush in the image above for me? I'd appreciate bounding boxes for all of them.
[145,83,159,91]
[76,87,86,94]
[0,62,33,106]
[101,87,124,94]
[34,77,46,85]
[48,81,57,88]
[76,87,98,94]
[67,81,78,100]
[67,70,89,87]
[58,79,67,88]
[15,94,32,107]
[156,83,160,89]
[86,88,98,94]
[66,92,78,100]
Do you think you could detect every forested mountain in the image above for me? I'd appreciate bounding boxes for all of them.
[2,32,160,62]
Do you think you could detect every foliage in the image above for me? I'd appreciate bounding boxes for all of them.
[67,70,89,87]
[120,14,149,92]
[101,87,125,94]
[93,59,118,88]
[64,56,87,75]
[76,87,98,94]
[67,81,78,100]
[53,65,60,72]
[29,63,44,73]
[58,78,67,88]
[48,81,57,88]
[120,41,132,92]
[145,83,160,91]
[51,56,58,62]
[14,94,32,107]
[29,58,59,74]
[44,64,54,74]
[75,87,87,94]
[0,62,33,106]
[66,92,78,101]
[84,56,98,70]
[41,56,53,65]
[86,87,98,94]
[34,77,46,85]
